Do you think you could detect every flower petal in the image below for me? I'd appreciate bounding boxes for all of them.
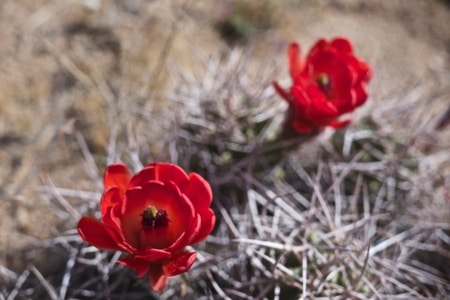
[100,187,122,220]
[354,84,369,107]
[128,166,156,188]
[288,42,302,79]
[77,217,121,250]
[129,163,189,188]
[133,248,172,262]
[273,81,291,102]
[102,206,136,253]
[153,163,189,185]
[331,37,353,54]
[328,118,352,129]
[275,37,371,134]
[305,39,327,62]
[189,209,215,245]
[291,84,312,107]
[180,173,212,211]
[149,266,168,292]
[117,256,150,277]
[121,182,195,249]
[162,251,197,277]
[103,163,132,193]
[292,120,315,133]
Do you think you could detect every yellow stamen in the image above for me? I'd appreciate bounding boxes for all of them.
[143,206,158,219]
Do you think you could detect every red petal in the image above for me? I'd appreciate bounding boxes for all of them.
[352,57,372,82]
[167,232,192,254]
[153,163,189,185]
[309,39,327,52]
[145,192,194,250]
[101,207,136,253]
[331,37,353,54]
[119,188,149,248]
[180,173,212,211]
[117,256,150,277]
[190,209,215,245]
[186,216,201,244]
[273,81,291,102]
[149,266,167,292]
[304,86,339,117]
[128,166,156,188]
[305,39,327,62]
[77,217,121,250]
[354,84,369,107]
[291,84,311,107]
[360,61,372,81]
[288,42,302,79]
[133,248,172,262]
[129,163,189,188]
[307,54,354,102]
[328,118,352,129]
[103,164,131,193]
[121,182,194,249]
[100,187,123,220]
[162,251,197,276]
[292,120,314,133]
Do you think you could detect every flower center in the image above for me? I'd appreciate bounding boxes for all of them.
[141,206,169,231]
[316,73,332,96]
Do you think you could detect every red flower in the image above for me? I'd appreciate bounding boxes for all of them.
[274,37,372,133]
[77,162,215,291]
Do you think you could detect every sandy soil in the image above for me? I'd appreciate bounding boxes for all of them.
[0,0,449,278]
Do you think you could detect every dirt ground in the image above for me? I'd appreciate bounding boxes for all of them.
[1,0,449,281]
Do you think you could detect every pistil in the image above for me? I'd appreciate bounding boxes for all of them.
[316,73,332,96]
[141,206,169,231]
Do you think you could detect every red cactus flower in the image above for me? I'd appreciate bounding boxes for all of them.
[77,162,215,291]
[274,37,372,133]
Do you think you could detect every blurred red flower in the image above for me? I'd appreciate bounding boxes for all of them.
[77,162,215,291]
[274,37,372,133]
